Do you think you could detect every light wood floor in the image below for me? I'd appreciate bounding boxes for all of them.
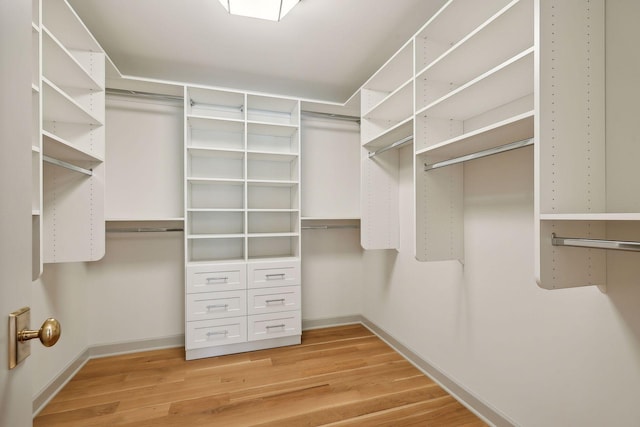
[34,324,487,426]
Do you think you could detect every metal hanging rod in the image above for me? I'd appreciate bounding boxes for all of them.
[368,135,413,159]
[424,137,533,172]
[301,111,360,123]
[106,227,184,233]
[302,225,360,230]
[105,88,360,122]
[106,88,184,103]
[43,155,93,176]
[551,233,640,252]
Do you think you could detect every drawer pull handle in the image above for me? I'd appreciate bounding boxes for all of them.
[206,304,229,311]
[206,276,228,283]
[265,273,285,280]
[206,330,228,337]
[266,324,286,330]
[265,298,285,305]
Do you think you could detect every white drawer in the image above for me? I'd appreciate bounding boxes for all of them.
[186,290,247,321]
[247,286,300,315]
[248,260,300,289]
[186,317,247,350]
[248,311,301,342]
[186,263,246,293]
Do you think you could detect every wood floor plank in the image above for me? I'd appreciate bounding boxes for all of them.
[34,325,487,427]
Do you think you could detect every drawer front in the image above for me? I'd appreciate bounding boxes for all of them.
[247,286,300,315]
[248,260,300,289]
[186,317,247,350]
[186,263,246,293]
[248,311,301,342]
[186,290,247,321]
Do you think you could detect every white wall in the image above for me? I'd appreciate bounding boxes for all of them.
[362,145,640,426]
[31,264,90,399]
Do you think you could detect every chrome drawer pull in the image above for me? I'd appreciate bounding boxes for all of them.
[206,276,228,283]
[206,330,228,337]
[265,273,285,280]
[265,298,285,305]
[206,304,229,310]
[266,324,286,330]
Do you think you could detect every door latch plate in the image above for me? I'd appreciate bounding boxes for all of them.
[9,307,31,369]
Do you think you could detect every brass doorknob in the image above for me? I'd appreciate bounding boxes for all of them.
[18,317,61,347]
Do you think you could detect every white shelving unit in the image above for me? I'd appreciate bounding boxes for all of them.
[184,86,301,360]
[360,40,414,250]
[413,0,534,262]
[30,0,106,272]
[359,0,534,257]
[31,0,42,279]
[535,0,640,290]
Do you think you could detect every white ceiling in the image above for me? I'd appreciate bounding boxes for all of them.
[68,0,446,105]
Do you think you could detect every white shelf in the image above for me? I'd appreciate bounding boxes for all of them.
[249,209,299,213]
[188,88,244,120]
[187,234,245,240]
[248,233,299,238]
[247,122,298,137]
[246,151,298,161]
[362,117,413,151]
[415,0,515,71]
[187,177,244,184]
[540,213,640,221]
[417,48,534,120]
[187,115,244,129]
[32,83,40,93]
[106,218,185,222]
[247,94,299,125]
[42,0,102,53]
[42,27,102,91]
[247,180,298,187]
[416,111,533,159]
[42,130,103,163]
[187,208,244,213]
[363,78,413,121]
[363,40,413,94]
[302,217,361,221]
[187,146,244,157]
[42,77,103,126]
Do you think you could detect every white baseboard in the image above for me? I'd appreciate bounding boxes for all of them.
[32,335,184,416]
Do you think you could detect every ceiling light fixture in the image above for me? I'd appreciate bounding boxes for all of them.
[218,0,301,22]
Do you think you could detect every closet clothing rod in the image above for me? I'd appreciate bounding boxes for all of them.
[368,135,413,158]
[551,233,640,252]
[423,138,533,171]
[43,156,93,176]
[302,225,360,230]
[105,88,360,122]
[107,227,184,233]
